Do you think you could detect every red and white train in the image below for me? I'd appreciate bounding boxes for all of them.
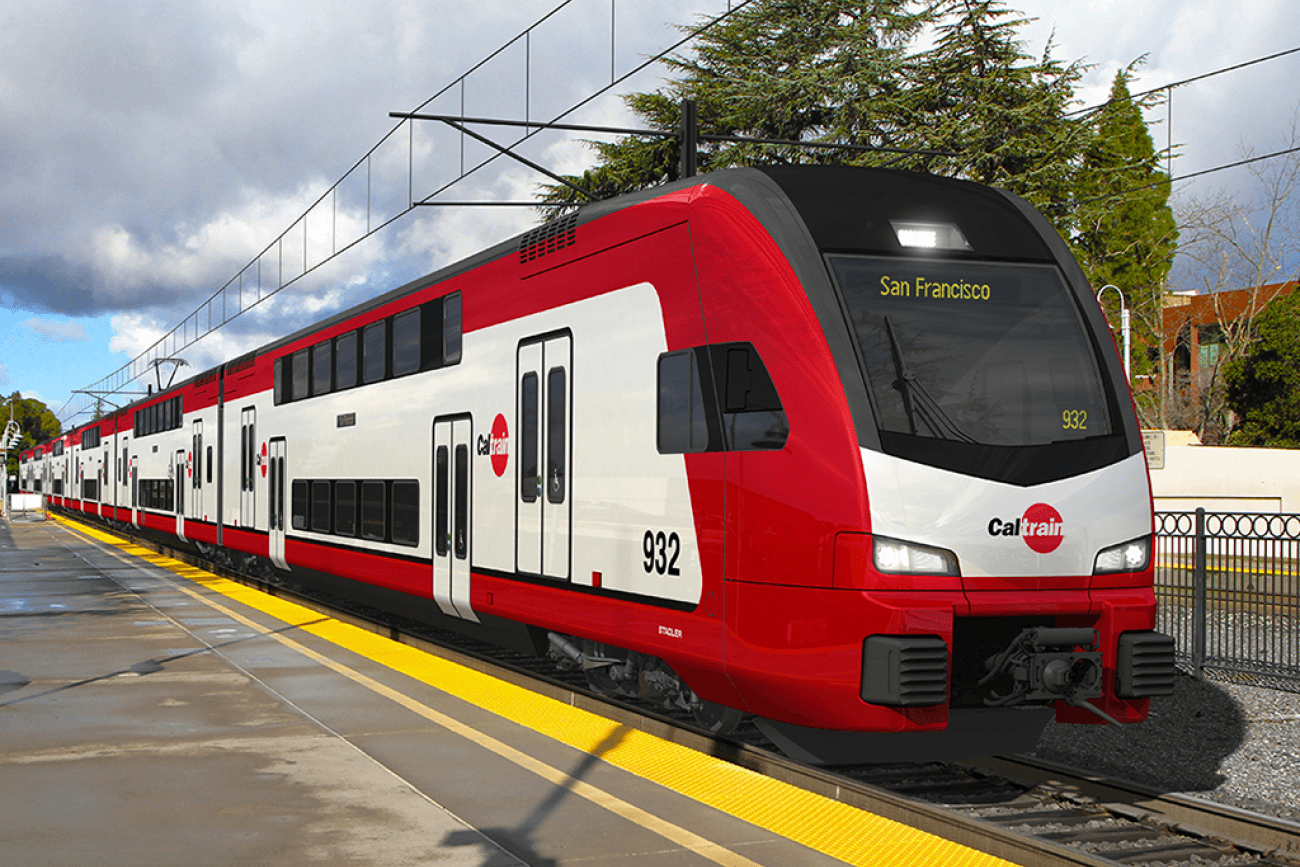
[22,166,1174,761]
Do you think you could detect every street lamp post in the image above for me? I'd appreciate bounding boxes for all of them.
[1097,284,1131,383]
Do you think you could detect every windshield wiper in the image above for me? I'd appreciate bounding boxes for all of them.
[882,316,977,443]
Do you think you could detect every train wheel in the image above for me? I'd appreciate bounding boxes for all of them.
[581,640,636,698]
[691,698,744,735]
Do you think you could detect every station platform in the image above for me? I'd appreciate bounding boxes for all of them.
[0,515,1013,867]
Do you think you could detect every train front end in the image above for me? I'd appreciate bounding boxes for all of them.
[709,167,1176,762]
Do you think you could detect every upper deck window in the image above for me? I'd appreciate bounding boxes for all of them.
[363,321,387,384]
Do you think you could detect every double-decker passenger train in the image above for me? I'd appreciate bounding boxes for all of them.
[22,166,1175,762]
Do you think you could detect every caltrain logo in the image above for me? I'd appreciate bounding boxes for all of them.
[476,413,510,478]
[987,503,1065,554]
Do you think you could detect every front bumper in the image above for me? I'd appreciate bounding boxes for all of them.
[724,580,1172,732]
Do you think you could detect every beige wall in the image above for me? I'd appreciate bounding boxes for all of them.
[1147,434,1300,513]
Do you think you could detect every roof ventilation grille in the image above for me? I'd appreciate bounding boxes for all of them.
[518,213,578,264]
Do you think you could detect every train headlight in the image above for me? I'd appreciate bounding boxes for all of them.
[890,220,972,252]
[873,535,960,576]
[1093,536,1151,574]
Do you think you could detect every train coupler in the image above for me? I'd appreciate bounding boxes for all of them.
[979,627,1119,724]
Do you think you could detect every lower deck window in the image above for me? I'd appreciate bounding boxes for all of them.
[335,481,357,536]
[390,481,419,546]
[287,477,419,549]
[291,480,309,531]
[361,481,387,541]
[311,481,332,534]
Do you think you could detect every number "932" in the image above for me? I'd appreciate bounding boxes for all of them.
[1061,409,1088,430]
[642,530,682,576]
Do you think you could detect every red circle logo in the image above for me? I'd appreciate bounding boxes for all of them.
[261,441,268,478]
[490,413,510,478]
[1021,503,1064,554]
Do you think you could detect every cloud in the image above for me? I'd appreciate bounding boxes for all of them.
[22,318,91,343]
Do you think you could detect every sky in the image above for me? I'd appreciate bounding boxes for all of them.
[2,0,1298,427]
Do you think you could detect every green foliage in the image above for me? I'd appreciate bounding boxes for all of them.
[4,392,62,478]
[1071,70,1178,382]
[540,0,930,209]
[898,0,1086,220]
[539,0,1100,244]
[1223,291,1300,448]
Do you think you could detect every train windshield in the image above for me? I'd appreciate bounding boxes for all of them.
[830,256,1113,449]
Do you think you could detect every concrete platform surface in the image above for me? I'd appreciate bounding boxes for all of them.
[0,516,1009,867]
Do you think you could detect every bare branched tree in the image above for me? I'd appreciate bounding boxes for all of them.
[1165,115,1300,442]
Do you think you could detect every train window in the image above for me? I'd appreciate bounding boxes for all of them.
[391,480,419,547]
[711,343,789,451]
[547,368,566,504]
[335,331,358,390]
[274,358,285,405]
[268,459,280,530]
[311,340,333,396]
[419,299,443,371]
[311,481,332,533]
[206,446,213,484]
[831,256,1113,450]
[240,423,249,491]
[291,480,309,531]
[292,349,310,401]
[393,308,421,377]
[335,481,357,537]
[444,292,462,366]
[361,481,386,541]
[454,446,468,559]
[435,447,448,557]
[363,321,387,384]
[657,351,712,454]
[520,372,539,503]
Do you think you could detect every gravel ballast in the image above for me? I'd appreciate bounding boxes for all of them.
[1031,673,1300,821]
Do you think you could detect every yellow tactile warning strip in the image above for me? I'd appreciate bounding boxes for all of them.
[54,515,1014,867]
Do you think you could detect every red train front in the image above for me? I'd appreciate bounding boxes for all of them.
[41,166,1174,761]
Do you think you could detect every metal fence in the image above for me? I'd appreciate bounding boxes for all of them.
[1156,510,1300,690]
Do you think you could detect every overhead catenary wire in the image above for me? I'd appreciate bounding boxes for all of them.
[53,23,1300,424]
[57,0,762,424]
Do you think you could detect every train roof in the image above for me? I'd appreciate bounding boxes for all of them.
[57,165,1080,452]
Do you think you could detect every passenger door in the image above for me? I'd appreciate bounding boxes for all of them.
[516,333,571,580]
[175,449,187,540]
[190,419,204,523]
[268,437,287,569]
[433,416,476,621]
[240,407,256,528]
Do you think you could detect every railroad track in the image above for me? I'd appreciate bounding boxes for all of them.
[63,514,1300,867]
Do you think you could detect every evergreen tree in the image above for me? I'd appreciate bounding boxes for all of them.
[1223,290,1300,448]
[539,0,932,205]
[538,0,1090,244]
[1072,69,1178,392]
[900,0,1087,224]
